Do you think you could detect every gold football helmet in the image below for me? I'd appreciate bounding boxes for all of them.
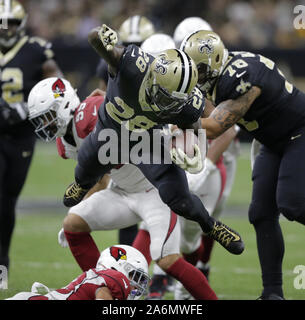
[180,30,228,92]
[0,0,27,48]
[145,49,198,118]
[119,15,155,46]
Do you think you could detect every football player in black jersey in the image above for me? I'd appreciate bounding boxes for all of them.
[96,16,155,246]
[63,24,245,257]
[0,0,62,270]
[182,30,305,299]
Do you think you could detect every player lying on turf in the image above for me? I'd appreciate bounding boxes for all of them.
[27,78,217,300]
[6,245,149,300]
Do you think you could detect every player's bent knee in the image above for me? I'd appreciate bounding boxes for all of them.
[248,201,278,225]
[63,213,91,233]
[157,254,181,271]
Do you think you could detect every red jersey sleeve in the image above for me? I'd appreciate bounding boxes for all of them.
[74,95,104,139]
[96,269,131,300]
[56,137,68,159]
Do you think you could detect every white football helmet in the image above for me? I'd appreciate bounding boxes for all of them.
[141,33,176,57]
[28,78,80,142]
[173,17,213,47]
[96,245,150,300]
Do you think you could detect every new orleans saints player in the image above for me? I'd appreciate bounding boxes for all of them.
[96,15,155,246]
[182,30,305,299]
[63,24,245,256]
[0,0,62,269]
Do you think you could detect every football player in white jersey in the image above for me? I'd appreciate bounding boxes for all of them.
[27,78,217,300]
[6,245,150,300]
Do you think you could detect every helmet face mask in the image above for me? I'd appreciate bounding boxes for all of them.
[96,245,150,300]
[28,78,80,141]
[29,100,72,142]
[145,83,189,119]
[145,49,198,119]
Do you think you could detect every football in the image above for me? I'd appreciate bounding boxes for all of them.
[171,129,198,158]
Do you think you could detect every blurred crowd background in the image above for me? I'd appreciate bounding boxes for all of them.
[15,0,305,100]
[21,0,304,49]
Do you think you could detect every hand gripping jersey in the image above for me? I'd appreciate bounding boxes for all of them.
[99,45,205,133]
[207,51,305,151]
[56,95,153,193]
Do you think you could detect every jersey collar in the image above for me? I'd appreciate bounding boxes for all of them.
[0,36,28,67]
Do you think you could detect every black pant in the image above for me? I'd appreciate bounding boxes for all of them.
[0,134,35,269]
[249,126,305,296]
[75,121,214,233]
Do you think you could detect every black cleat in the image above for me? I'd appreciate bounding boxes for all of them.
[257,293,285,300]
[63,182,89,207]
[207,220,244,255]
[145,275,169,300]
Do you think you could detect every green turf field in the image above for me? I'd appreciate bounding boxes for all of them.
[0,142,304,300]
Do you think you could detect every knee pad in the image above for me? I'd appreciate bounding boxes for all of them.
[277,194,305,222]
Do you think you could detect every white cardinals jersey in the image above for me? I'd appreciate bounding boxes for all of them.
[56,95,152,193]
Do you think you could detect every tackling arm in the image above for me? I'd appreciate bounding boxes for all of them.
[88,25,125,76]
[201,86,261,139]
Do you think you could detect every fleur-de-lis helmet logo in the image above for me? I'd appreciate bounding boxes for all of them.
[198,38,214,55]
[154,55,174,75]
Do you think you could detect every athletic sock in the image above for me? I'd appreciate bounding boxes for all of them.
[183,241,204,266]
[166,257,217,300]
[200,235,215,264]
[64,230,100,272]
[132,229,152,265]
[253,219,284,298]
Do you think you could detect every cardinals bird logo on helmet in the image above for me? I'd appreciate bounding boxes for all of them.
[110,246,127,261]
[52,78,66,98]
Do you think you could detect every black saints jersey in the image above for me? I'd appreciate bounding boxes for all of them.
[96,59,109,84]
[0,35,55,138]
[98,45,205,133]
[208,51,305,150]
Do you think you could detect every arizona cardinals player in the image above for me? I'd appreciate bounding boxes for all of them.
[6,245,149,300]
[28,78,217,300]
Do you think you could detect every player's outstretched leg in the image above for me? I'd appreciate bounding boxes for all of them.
[138,164,244,255]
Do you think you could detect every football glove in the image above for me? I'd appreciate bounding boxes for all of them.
[187,157,217,191]
[0,98,28,127]
[98,24,118,51]
[58,228,68,248]
[170,129,207,174]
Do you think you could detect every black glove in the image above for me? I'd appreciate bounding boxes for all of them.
[0,98,28,128]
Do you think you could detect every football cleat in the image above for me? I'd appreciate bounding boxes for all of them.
[145,275,170,300]
[257,293,284,300]
[207,220,244,255]
[63,182,89,207]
